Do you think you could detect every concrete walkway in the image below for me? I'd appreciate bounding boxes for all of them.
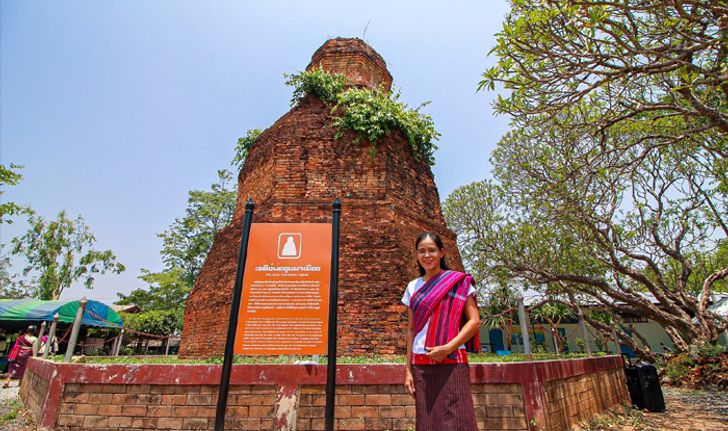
[0,382,19,402]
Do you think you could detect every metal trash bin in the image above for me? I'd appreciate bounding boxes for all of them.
[622,354,665,412]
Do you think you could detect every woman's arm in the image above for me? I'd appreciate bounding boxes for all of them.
[404,308,416,399]
[424,296,480,362]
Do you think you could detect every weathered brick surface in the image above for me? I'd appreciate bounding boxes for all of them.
[18,368,50,424]
[19,357,629,431]
[297,383,528,431]
[308,37,393,91]
[180,38,463,358]
[55,384,275,431]
[544,368,629,431]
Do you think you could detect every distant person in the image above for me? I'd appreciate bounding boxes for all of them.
[660,342,673,353]
[401,232,480,430]
[3,325,38,388]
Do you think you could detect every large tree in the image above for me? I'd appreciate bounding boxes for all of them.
[449,0,728,356]
[156,169,236,286]
[117,169,236,330]
[480,0,726,174]
[444,129,727,354]
[11,210,125,300]
[116,268,190,331]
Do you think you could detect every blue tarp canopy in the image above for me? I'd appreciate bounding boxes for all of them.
[0,298,123,328]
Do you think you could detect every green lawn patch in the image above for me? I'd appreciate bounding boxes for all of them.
[61,352,604,365]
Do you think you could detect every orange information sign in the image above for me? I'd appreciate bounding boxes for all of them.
[234,223,332,355]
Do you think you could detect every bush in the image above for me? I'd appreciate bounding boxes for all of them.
[659,345,728,389]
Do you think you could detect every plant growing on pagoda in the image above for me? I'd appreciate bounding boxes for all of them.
[283,68,440,166]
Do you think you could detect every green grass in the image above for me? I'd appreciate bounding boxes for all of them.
[63,352,604,365]
[0,399,22,425]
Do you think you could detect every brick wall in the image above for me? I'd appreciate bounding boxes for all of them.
[56,384,275,430]
[20,356,629,431]
[180,37,463,359]
[18,367,50,424]
[544,368,629,431]
[472,384,528,431]
[296,383,528,431]
[308,38,393,91]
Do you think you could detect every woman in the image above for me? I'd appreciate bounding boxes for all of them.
[3,326,37,388]
[401,232,480,431]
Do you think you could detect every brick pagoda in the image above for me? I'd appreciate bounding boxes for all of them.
[179,37,463,358]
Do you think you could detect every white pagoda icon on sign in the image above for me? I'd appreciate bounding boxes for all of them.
[281,236,297,256]
[278,233,302,259]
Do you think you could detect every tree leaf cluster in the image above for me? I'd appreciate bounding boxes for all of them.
[116,170,236,331]
[10,211,125,300]
[480,0,726,188]
[0,164,25,224]
[231,129,262,170]
[119,309,178,337]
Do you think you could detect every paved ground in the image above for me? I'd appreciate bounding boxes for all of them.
[1,383,726,430]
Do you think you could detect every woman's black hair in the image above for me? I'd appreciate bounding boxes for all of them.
[26,325,37,337]
[415,231,449,276]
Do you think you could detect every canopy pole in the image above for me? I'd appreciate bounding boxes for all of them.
[64,297,88,362]
[114,328,125,356]
[43,313,59,358]
[33,321,47,356]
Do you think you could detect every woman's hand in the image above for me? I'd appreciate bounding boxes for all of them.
[424,345,453,363]
[404,368,416,399]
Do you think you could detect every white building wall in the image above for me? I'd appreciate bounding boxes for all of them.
[477,318,712,355]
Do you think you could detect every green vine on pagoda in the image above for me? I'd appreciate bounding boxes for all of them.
[231,128,262,170]
[284,68,440,166]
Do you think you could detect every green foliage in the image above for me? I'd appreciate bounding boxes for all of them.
[531,302,573,323]
[478,283,518,350]
[11,210,125,300]
[120,310,178,336]
[481,0,726,188]
[231,128,262,170]
[284,69,440,166]
[71,351,599,365]
[116,268,190,331]
[332,88,439,165]
[157,169,236,286]
[117,169,235,330]
[0,398,23,425]
[0,163,26,224]
[444,108,726,354]
[0,246,34,299]
[284,67,346,106]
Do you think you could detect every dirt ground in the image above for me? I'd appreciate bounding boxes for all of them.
[0,384,726,430]
[579,386,728,431]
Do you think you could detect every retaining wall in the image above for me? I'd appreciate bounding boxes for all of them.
[20,356,628,431]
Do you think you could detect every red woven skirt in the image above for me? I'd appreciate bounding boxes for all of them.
[411,363,478,431]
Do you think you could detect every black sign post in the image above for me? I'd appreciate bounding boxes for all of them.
[214,198,255,431]
[324,199,341,431]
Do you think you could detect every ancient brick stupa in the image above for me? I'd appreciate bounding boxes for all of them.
[179,38,463,358]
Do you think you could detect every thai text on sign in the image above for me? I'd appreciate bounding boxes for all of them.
[234,223,332,355]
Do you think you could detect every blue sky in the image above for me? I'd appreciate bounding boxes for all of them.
[1,0,511,302]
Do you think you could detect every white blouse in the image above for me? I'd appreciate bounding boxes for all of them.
[401,276,476,354]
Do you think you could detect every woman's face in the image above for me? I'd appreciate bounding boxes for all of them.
[417,236,444,274]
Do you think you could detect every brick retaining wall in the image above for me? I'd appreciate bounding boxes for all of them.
[20,355,628,431]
